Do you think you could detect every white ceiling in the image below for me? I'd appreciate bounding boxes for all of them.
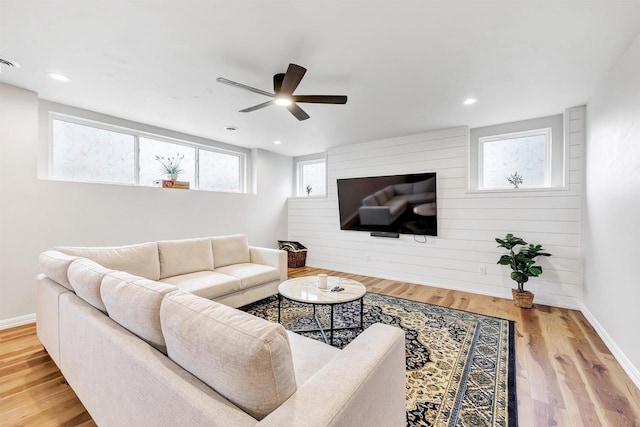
[1,1,639,157]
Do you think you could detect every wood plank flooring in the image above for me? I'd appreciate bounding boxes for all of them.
[1,266,639,426]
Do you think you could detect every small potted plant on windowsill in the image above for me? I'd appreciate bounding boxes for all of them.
[495,233,551,308]
[156,154,184,181]
[507,171,523,189]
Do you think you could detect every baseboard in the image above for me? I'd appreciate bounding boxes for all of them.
[311,261,582,310]
[581,304,640,391]
[0,313,36,330]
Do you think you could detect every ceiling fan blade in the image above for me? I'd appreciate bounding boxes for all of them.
[287,103,310,121]
[279,64,307,95]
[273,73,284,93]
[239,100,274,112]
[216,77,273,97]
[293,95,348,104]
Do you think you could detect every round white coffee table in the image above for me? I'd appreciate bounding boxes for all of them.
[278,276,367,345]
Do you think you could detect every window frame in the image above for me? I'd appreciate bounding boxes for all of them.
[477,127,552,190]
[467,113,566,193]
[296,157,327,197]
[48,112,246,193]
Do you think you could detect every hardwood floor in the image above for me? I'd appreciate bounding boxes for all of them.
[0,323,95,427]
[1,267,639,426]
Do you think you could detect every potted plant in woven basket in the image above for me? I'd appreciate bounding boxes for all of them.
[496,233,551,308]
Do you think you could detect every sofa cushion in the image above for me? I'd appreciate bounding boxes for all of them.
[161,291,296,420]
[160,271,241,300]
[373,190,388,205]
[39,250,79,291]
[385,199,408,217]
[56,242,160,281]
[403,192,436,205]
[382,185,396,200]
[214,263,280,290]
[362,195,379,207]
[67,258,113,312]
[211,235,250,268]
[157,238,213,279]
[101,271,178,352]
[394,182,414,195]
[413,178,435,194]
[286,331,340,387]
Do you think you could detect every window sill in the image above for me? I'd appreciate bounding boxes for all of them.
[41,177,246,194]
[466,185,569,194]
[289,195,327,200]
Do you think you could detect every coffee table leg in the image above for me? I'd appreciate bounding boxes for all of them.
[330,305,334,345]
[312,304,329,344]
[360,297,364,329]
[278,294,282,323]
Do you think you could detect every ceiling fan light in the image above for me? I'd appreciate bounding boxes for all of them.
[275,97,292,106]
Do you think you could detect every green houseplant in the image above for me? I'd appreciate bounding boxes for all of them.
[495,233,551,308]
[156,154,184,181]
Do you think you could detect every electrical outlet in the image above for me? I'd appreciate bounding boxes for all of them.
[478,265,487,275]
[366,254,371,262]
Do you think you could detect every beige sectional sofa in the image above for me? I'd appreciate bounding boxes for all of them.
[36,235,407,426]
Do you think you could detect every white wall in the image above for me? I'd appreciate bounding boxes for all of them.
[289,115,585,308]
[0,83,292,326]
[583,33,640,386]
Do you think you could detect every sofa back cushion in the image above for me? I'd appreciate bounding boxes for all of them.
[362,195,379,207]
[160,291,296,420]
[374,190,389,205]
[55,242,160,281]
[39,250,79,291]
[101,271,178,352]
[67,258,113,312]
[413,177,435,194]
[210,235,250,268]
[157,238,213,279]
[394,182,414,195]
[382,185,396,200]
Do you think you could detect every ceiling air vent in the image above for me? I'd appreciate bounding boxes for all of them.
[0,57,20,72]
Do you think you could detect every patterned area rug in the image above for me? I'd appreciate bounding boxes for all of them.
[241,292,517,427]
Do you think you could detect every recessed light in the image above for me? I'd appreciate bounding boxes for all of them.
[47,72,70,82]
[273,140,282,145]
[463,98,478,105]
[225,126,238,132]
[274,97,292,107]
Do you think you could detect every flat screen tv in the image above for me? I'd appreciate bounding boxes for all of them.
[337,172,437,236]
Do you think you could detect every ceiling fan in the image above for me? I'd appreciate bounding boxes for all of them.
[216,63,347,121]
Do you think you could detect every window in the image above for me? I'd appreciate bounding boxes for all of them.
[52,120,135,184]
[479,128,551,190]
[199,150,241,192]
[50,116,245,192]
[469,113,565,191]
[139,137,196,187]
[296,158,326,197]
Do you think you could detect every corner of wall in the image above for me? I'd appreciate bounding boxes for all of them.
[581,303,640,390]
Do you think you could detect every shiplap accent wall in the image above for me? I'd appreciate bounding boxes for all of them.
[288,107,585,308]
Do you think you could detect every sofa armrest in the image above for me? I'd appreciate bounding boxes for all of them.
[249,246,287,283]
[257,323,406,427]
[359,206,394,226]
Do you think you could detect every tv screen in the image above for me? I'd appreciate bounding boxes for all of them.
[337,172,437,236]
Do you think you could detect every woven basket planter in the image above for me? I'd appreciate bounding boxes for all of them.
[278,241,308,268]
[512,289,534,308]
[286,250,307,268]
